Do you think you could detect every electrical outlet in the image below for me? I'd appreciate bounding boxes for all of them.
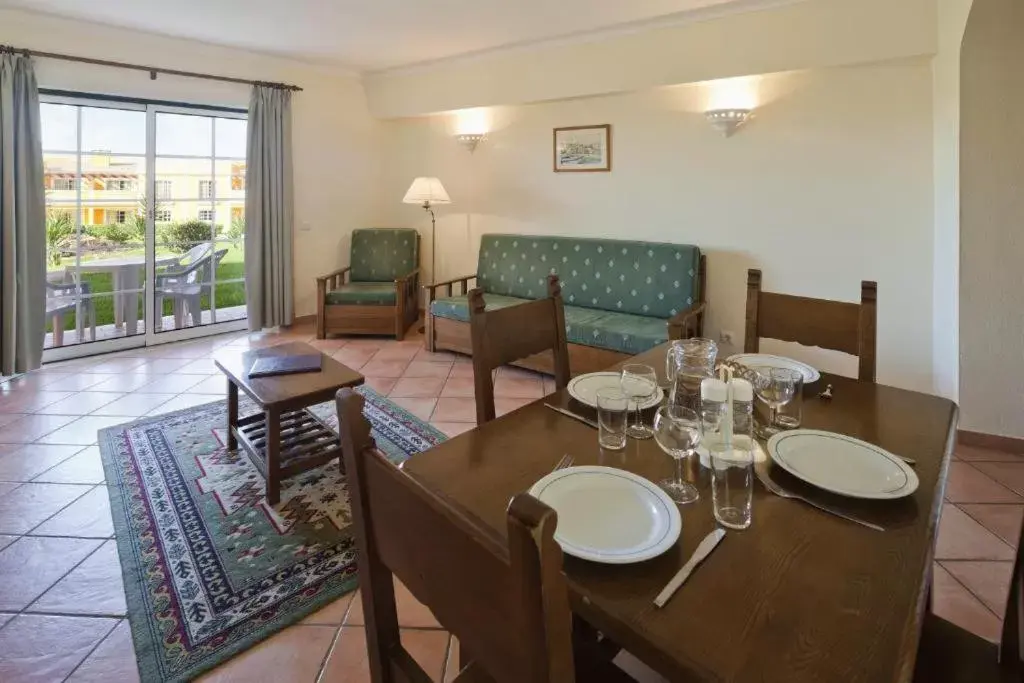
[719,330,735,346]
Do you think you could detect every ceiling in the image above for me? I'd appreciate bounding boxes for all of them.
[2,0,768,72]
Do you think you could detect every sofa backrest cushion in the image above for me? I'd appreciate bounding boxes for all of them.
[476,234,700,319]
[350,228,419,282]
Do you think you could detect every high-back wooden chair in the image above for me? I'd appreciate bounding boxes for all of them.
[744,269,878,382]
[468,275,571,425]
[335,388,576,683]
[913,514,1022,681]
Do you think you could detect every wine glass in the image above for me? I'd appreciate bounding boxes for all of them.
[653,405,702,504]
[620,364,659,439]
[754,367,800,437]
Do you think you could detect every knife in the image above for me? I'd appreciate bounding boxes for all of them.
[654,528,726,608]
[544,403,598,429]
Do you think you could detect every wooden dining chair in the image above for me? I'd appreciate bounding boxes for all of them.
[336,388,593,683]
[913,517,1022,682]
[744,269,878,382]
[468,275,571,425]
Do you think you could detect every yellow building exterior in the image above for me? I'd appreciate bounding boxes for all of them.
[44,152,245,228]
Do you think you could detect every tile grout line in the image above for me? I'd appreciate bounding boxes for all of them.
[12,531,109,620]
[952,500,1022,548]
[957,458,1024,501]
[935,559,1006,621]
[60,616,124,683]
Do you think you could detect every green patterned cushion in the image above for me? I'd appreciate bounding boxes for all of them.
[429,293,529,322]
[476,235,699,319]
[349,228,418,283]
[565,309,669,355]
[429,293,668,355]
[325,283,396,306]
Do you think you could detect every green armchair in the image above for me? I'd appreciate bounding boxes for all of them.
[316,228,420,340]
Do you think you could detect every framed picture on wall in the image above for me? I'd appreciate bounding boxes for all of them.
[553,124,611,172]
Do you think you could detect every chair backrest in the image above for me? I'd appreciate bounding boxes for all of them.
[744,269,878,382]
[998,509,1023,670]
[349,228,419,283]
[475,234,702,319]
[183,242,212,265]
[186,249,227,285]
[468,275,571,425]
[335,389,575,683]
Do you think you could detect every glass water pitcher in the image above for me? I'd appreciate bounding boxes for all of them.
[667,337,718,411]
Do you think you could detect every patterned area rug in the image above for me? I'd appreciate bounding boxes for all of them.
[98,387,446,683]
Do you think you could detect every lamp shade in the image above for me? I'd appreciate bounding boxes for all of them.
[402,177,451,205]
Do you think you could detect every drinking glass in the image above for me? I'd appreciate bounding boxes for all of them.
[709,437,754,529]
[653,405,702,504]
[596,388,628,451]
[620,364,659,440]
[754,367,800,438]
[774,372,804,430]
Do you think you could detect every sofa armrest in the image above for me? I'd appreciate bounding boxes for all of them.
[316,267,350,299]
[423,274,478,305]
[668,302,706,340]
[395,268,421,296]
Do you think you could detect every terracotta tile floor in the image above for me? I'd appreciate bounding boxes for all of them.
[0,321,1020,681]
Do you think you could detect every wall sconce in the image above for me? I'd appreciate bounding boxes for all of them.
[455,133,485,152]
[705,109,752,137]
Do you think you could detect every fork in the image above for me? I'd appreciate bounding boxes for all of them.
[755,468,885,532]
[551,454,574,473]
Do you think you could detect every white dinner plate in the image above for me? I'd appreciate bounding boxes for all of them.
[726,353,820,383]
[528,466,681,564]
[766,429,919,500]
[567,372,663,410]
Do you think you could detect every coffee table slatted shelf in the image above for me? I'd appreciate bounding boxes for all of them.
[234,408,342,480]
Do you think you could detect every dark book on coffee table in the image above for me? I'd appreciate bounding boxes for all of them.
[248,353,323,378]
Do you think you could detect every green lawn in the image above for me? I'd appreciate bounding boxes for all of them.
[47,244,247,332]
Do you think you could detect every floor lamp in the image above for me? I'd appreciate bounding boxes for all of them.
[403,177,451,331]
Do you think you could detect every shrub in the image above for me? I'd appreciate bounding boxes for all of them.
[46,211,75,266]
[228,214,245,240]
[91,222,141,244]
[160,219,215,252]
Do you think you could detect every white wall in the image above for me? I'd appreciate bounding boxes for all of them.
[959,0,1024,437]
[380,59,936,393]
[364,0,936,118]
[931,0,974,402]
[0,8,383,319]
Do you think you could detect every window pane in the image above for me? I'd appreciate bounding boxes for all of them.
[155,157,211,199]
[215,118,247,158]
[41,104,77,151]
[81,107,145,154]
[156,113,212,156]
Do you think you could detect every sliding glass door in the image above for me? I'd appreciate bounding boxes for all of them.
[40,95,248,361]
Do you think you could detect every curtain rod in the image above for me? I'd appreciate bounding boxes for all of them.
[0,44,302,92]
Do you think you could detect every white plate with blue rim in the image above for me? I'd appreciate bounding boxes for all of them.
[567,372,663,411]
[528,466,681,564]
[726,353,820,384]
[766,430,918,499]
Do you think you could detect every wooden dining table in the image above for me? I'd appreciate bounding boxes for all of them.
[403,343,959,682]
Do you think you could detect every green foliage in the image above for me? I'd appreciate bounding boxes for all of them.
[46,211,75,267]
[89,222,143,244]
[160,219,215,252]
[228,214,246,240]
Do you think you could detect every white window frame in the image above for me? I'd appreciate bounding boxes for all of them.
[53,177,76,191]
[155,179,172,199]
[197,209,215,222]
[154,209,171,222]
[113,210,129,224]
[198,179,214,199]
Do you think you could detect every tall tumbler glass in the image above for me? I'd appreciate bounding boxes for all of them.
[596,388,628,450]
[709,438,753,530]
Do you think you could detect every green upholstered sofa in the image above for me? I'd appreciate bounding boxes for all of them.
[425,234,706,375]
[316,228,420,340]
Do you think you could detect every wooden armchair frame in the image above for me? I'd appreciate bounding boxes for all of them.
[315,233,421,341]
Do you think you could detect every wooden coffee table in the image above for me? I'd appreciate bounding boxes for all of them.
[215,341,364,504]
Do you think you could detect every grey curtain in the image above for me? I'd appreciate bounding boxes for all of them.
[0,53,45,375]
[245,85,294,331]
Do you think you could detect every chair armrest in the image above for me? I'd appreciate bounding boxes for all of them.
[394,268,421,286]
[423,274,478,303]
[668,302,707,340]
[317,266,350,294]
